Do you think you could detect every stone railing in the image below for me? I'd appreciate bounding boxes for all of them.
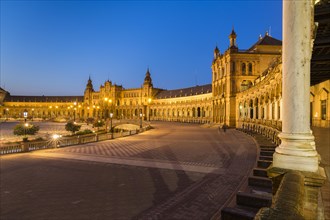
[150,116,211,124]
[238,119,282,145]
[0,126,150,155]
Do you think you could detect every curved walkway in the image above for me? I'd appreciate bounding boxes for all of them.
[0,122,258,220]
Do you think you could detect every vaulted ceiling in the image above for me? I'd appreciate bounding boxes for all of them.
[311,0,330,85]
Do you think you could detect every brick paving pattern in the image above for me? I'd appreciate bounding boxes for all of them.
[1,122,258,220]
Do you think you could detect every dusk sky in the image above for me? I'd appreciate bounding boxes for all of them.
[1,1,282,96]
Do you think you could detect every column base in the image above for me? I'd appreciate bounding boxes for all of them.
[273,152,319,172]
[274,132,320,172]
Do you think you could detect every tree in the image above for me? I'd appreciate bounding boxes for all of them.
[65,121,81,135]
[13,123,40,141]
[93,120,104,131]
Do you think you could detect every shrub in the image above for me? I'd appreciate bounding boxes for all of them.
[76,129,93,135]
[65,121,81,134]
[93,120,104,131]
[13,123,40,136]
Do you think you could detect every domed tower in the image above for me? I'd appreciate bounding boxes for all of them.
[214,46,220,59]
[142,68,153,103]
[229,28,238,52]
[143,68,153,87]
[84,76,94,106]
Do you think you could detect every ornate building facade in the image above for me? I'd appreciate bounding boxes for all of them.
[0,29,329,128]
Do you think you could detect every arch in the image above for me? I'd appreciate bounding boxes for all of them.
[249,100,254,119]
[240,80,253,92]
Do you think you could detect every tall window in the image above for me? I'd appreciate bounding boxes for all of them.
[321,100,327,120]
[241,63,246,75]
[248,63,253,75]
[231,61,236,74]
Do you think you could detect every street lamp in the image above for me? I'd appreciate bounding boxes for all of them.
[109,113,113,133]
[52,134,62,148]
[139,113,142,128]
[24,122,29,141]
[23,109,28,123]
[148,98,152,121]
[73,102,77,122]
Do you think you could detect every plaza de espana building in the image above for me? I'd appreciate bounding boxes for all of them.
[1,30,329,129]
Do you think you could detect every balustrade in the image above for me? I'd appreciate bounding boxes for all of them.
[0,126,151,155]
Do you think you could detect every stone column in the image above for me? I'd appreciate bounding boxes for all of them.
[269,102,273,120]
[274,100,279,120]
[279,98,283,120]
[273,0,320,172]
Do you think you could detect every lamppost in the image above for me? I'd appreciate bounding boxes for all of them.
[24,122,29,141]
[139,113,142,128]
[109,112,113,133]
[148,98,152,121]
[32,108,34,121]
[73,102,77,122]
[104,98,108,120]
[109,99,113,119]
[23,109,28,123]
[52,134,61,148]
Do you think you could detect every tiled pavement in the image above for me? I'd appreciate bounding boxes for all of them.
[1,122,258,220]
[1,122,329,220]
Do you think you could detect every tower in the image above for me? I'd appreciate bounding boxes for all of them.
[84,76,94,106]
[229,28,238,52]
[143,68,153,87]
[214,46,220,59]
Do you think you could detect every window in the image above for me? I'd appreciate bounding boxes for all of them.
[241,63,246,75]
[321,100,326,120]
[248,63,253,75]
[231,61,236,74]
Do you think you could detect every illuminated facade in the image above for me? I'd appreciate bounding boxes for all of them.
[0,29,329,128]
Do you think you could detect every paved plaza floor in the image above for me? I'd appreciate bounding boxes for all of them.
[0,122,329,220]
[0,122,258,220]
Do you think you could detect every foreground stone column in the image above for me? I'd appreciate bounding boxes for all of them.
[273,0,318,172]
[273,0,323,174]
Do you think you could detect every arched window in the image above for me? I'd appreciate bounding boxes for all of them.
[255,98,259,119]
[248,63,253,75]
[240,80,253,92]
[241,63,246,75]
[249,100,253,119]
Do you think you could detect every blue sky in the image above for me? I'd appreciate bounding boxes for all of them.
[1,0,282,96]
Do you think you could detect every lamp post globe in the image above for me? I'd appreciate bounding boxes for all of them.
[139,113,143,128]
[109,113,113,133]
[23,109,28,123]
